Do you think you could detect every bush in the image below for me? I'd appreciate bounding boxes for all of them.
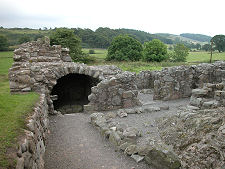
[89,49,95,54]
[71,52,96,64]
[0,35,9,51]
[142,39,168,62]
[170,43,189,62]
[107,35,143,61]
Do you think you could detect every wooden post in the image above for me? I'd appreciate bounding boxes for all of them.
[210,40,213,63]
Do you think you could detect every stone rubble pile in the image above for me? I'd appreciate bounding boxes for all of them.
[90,110,181,169]
[190,81,225,109]
[157,107,225,169]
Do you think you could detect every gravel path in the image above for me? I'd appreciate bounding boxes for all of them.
[45,92,190,169]
[44,113,151,169]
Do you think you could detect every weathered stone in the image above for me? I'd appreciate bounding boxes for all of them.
[117,109,127,118]
[124,145,137,155]
[122,91,134,99]
[119,142,132,151]
[143,106,160,113]
[144,144,181,169]
[123,127,139,139]
[192,88,208,96]
[109,131,121,146]
[137,144,153,156]
[16,157,24,169]
[131,154,144,163]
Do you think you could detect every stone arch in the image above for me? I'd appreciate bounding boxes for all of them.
[47,64,102,114]
[51,73,99,114]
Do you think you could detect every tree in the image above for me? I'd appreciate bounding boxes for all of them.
[0,35,9,51]
[142,39,167,62]
[107,35,143,61]
[50,28,94,63]
[211,35,225,52]
[18,35,31,44]
[195,43,201,50]
[202,44,211,51]
[170,43,189,62]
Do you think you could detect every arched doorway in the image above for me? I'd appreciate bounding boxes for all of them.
[51,73,99,114]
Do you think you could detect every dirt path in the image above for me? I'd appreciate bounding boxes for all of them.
[44,113,151,169]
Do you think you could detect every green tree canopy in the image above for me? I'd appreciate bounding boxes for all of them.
[50,28,81,56]
[170,43,189,62]
[0,35,9,51]
[107,35,143,61]
[211,35,225,52]
[50,28,95,63]
[202,44,211,51]
[142,39,168,62]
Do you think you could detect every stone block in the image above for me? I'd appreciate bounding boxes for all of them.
[122,91,134,99]
[144,144,181,169]
[109,131,121,146]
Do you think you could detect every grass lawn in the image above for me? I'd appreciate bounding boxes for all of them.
[0,51,39,168]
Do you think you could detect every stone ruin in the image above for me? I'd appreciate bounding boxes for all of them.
[9,37,141,114]
[9,37,225,169]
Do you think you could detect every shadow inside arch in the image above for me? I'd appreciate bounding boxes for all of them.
[51,73,99,114]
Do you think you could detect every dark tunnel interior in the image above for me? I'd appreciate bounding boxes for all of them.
[51,73,99,113]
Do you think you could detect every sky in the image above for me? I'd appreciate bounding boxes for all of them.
[0,0,225,36]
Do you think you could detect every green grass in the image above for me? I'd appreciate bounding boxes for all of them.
[83,48,225,73]
[187,51,225,63]
[0,51,39,168]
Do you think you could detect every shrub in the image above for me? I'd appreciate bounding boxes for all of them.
[107,35,143,61]
[170,43,189,62]
[142,39,168,62]
[89,49,95,54]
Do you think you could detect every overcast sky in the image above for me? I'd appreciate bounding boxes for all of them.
[0,0,224,36]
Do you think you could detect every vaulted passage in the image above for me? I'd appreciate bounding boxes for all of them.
[51,73,99,114]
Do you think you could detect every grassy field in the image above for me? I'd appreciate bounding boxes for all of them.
[0,51,39,168]
[83,48,225,73]
[187,51,225,63]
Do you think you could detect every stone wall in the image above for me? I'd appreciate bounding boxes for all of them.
[153,62,225,100]
[135,70,156,89]
[86,71,142,111]
[16,94,49,169]
[135,62,225,101]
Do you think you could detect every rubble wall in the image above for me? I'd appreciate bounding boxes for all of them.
[16,94,49,169]
[136,62,225,100]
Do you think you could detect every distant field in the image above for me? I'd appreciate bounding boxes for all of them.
[83,48,225,72]
[187,51,225,63]
[0,51,39,168]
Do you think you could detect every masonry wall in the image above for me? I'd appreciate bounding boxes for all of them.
[16,94,49,169]
[135,62,225,101]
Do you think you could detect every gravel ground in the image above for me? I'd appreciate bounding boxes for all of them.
[112,93,190,146]
[44,113,151,169]
[44,92,190,169]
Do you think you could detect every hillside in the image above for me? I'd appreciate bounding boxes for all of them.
[74,27,173,48]
[180,33,211,42]
[0,27,50,46]
[157,33,211,45]
[0,27,212,49]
